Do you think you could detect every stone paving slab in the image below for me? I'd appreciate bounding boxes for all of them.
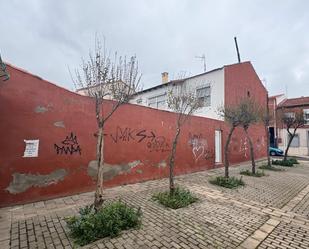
[178,163,309,209]
[258,221,309,249]
[291,190,309,218]
[0,160,309,249]
[238,218,280,249]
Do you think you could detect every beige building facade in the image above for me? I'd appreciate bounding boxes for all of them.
[271,96,309,156]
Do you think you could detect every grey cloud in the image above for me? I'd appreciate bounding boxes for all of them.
[0,0,308,97]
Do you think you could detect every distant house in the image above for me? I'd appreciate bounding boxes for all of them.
[131,61,267,122]
[77,61,268,165]
[270,95,309,156]
[268,94,287,147]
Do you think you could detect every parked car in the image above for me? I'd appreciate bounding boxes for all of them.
[269,147,284,156]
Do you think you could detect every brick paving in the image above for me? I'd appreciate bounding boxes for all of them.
[258,222,309,249]
[0,160,309,249]
[292,191,309,218]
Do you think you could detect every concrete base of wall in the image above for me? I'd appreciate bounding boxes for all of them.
[3,158,267,208]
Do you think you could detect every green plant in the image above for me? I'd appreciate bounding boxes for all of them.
[152,187,198,209]
[66,201,142,246]
[240,169,266,177]
[259,164,283,171]
[209,176,245,189]
[272,159,294,167]
[287,158,299,164]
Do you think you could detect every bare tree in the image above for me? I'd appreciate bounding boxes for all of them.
[218,105,242,178]
[167,84,202,194]
[0,54,10,81]
[219,98,261,176]
[72,39,141,211]
[239,98,260,174]
[280,109,305,161]
[174,71,191,80]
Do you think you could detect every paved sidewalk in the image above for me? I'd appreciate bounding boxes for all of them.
[0,160,309,249]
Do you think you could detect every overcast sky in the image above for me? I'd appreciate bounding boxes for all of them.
[1,0,308,98]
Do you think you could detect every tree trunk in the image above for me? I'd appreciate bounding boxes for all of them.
[265,125,271,167]
[224,126,235,178]
[284,130,295,161]
[94,125,105,212]
[169,126,181,195]
[244,128,256,174]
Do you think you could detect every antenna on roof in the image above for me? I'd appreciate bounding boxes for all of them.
[234,37,241,63]
[195,54,206,72]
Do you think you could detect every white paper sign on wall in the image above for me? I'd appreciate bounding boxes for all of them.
[23,140,39,157]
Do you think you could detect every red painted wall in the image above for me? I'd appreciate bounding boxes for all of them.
[224,62,268,163]
[0,63,267,207]
[224,62,267,107]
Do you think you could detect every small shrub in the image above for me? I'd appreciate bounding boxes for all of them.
[287,158,299,164]
[209,176,245,189]
[272,159,294,167]
[152,187,198,209]
[259,164,283,171]
[240,169,266,177]
[66,201,142,246]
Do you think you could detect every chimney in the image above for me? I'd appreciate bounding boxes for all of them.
[161,72,169,84]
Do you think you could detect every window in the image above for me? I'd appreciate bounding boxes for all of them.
[304,109,309,124]
[148,93,166,108]
[196,86,211,107]
[284,112,295,119]
[289,134,300,147]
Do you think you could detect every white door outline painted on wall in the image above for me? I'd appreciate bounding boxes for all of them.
[215,130,222,163]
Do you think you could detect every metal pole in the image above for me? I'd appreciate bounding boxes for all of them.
[234,37,241,63]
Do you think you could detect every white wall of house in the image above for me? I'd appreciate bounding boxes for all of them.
[130,68,225,121]
[278,128,309,156]
[276,95,286,105]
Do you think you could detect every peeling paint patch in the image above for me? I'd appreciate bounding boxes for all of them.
[136,169,143,174]
[6,169,67,194]
[53,121,65,128]
[87,160,142,181]
[34,104,53,113]
[128,160,140,168]
[34,106,48,113]
[156,160,167,168]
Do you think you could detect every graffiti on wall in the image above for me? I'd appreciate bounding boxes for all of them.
[109,127,155,143]
[239,136,265,157]
[54,132,82,155]
[107,126,170,152]
[188,133,214,161]
[239,137,248,158]
[146,136,170,152]
[256,136,265,152]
